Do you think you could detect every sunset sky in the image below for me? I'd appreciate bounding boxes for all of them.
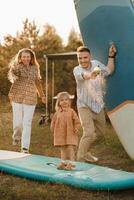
[0,0,80,44]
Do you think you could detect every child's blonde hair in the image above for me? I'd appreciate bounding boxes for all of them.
[55,92,72,111]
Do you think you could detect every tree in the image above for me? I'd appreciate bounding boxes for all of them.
[20,18,39,49]
[35,24,64,91]
[58,29,83,98]
[36,24,63,55]
[0,67,10,96]
[65,28,83,51]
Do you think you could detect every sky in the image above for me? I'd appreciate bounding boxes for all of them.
[0,0,80,44]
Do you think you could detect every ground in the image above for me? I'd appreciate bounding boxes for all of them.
[0,100,134,200]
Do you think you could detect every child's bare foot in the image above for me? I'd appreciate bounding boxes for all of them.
[57,162,67,170]
[65,163,75,171]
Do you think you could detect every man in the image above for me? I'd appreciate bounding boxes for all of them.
[73,45,116,163]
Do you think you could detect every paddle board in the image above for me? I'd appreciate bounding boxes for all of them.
[74,0,134,159]
[1,150,134,190]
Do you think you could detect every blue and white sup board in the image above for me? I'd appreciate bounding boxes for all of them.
[74,0,134,159]
[1,150,134,190]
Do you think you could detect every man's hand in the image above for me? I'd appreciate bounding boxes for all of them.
[109,44,117,58]
[82,69,100,80]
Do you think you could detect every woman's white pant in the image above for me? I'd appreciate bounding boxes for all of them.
[12,102,36,150]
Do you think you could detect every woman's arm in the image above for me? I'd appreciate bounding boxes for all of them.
[35,79,46,103]
[8,65,21,83]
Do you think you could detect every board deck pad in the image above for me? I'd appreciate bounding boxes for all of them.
[0,150,134,190]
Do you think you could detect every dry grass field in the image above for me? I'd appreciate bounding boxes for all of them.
[0,99,134,200]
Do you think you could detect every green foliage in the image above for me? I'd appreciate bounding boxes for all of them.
[21,18,39,49]
[65,28,83,51]
[37,24,63,53]
[35,24,64,81]
[0,67,11,96]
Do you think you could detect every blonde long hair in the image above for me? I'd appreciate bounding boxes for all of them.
[8,48,41,83]
[55,92,72,111]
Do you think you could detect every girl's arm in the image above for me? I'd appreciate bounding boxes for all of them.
[72,109,81,133]
[50,113,57,132]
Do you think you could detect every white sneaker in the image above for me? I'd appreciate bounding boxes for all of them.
[21,148,29,154]
[84,153,98,163]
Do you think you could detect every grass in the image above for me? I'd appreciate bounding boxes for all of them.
[0,99,134,200]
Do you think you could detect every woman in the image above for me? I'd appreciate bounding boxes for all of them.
[8,48,46,153]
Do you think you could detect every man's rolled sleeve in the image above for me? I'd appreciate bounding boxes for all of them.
[73,67,84,81]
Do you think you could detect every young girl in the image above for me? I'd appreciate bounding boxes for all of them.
[8,48,45,153]
[51,92,81,170]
